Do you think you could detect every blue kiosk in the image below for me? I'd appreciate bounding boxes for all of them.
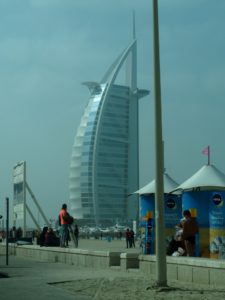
[134,173,181,254]
[175,164,225,258]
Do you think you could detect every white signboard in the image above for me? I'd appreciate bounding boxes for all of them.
[13,161,26,220]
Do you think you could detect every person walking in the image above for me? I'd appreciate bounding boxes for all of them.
[125,228,131,248]
[74,224,79,248]
[130,229,135,248]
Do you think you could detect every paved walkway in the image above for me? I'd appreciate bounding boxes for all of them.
[0,254,141,300]
[0,239,142,300]
[67,237,142,253]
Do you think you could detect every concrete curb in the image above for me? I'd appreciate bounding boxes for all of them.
[2,244,225,287]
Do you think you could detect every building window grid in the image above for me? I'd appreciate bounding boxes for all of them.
[70,83,134,224]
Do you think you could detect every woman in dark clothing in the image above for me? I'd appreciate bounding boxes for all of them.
[130,230,135,248]
[74,225,79,248]
[45,228,58,246]
[39,226,48,247]
[125,228,131,248]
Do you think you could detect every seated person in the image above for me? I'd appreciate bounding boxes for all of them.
[45,228,59,247]
[39,226,48,247]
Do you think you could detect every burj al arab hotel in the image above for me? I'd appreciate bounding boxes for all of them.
[69,29,149,226]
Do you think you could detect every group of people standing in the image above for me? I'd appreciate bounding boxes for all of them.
[46,204,198,258]
[125,228,135,248]
[39,203,79,248]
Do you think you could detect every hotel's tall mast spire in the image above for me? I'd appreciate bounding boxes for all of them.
[131,10,137,91]
[133,9,136,40]
[126,10,137,91]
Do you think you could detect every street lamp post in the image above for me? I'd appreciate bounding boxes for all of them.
[152,0,167,286]
[6,197,9,266]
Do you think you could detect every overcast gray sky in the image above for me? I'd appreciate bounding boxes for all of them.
[1,0,225,226]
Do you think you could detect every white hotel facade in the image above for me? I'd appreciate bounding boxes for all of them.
[69,37,149,226]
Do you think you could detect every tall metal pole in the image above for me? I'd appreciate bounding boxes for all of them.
[152,0,167,286]
[6,197,9,266]
[23,161,27,237]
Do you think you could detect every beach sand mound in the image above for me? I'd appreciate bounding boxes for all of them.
[52,277,225,300]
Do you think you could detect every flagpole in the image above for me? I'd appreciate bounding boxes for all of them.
[202,146,211,165]
[208,145,210,165]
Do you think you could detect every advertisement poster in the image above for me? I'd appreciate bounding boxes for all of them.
[209,192,225,258]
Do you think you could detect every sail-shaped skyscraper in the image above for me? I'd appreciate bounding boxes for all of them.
[69,28,149,226]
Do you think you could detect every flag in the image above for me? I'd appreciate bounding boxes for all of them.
[202,146,209,156]
[202,146,210,165]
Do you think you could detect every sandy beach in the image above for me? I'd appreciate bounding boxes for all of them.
[49,238,225,299]
[56,277,225,300]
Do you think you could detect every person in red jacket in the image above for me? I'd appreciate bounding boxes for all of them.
[59,203,70,247]
[125,228,131,248]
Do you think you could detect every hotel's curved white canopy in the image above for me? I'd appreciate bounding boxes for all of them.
[133,173,178,195]
[174,164,225,192]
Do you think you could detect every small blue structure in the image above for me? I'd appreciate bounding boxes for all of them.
[175,164,225,258]
[135,173,181,254]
